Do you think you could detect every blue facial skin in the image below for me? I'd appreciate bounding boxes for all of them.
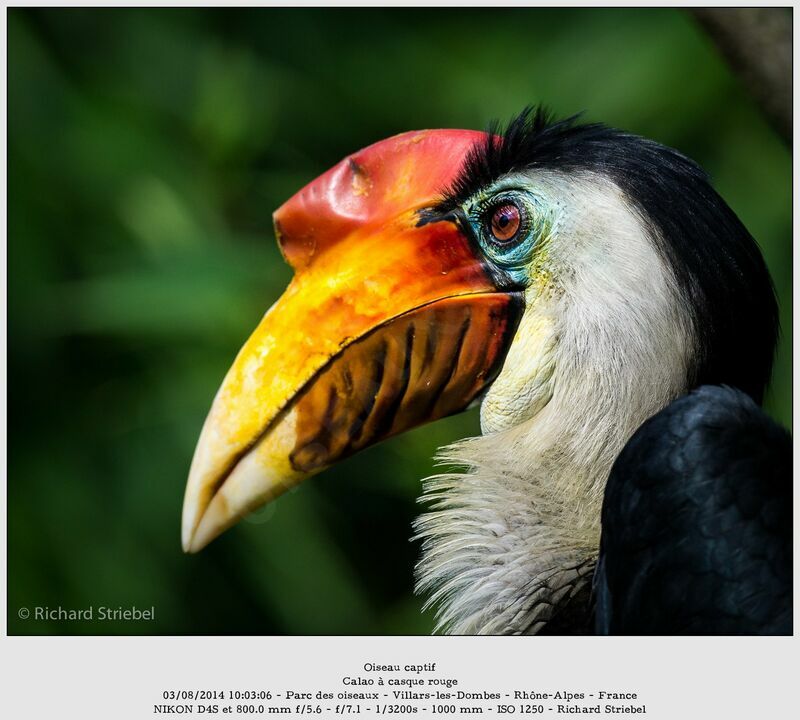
[461,178,553,288]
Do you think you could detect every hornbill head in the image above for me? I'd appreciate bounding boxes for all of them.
[181,109,777,632]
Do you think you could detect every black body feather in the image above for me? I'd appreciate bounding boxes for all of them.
[594,385,792,635]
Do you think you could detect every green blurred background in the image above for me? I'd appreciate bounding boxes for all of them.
[8,8,791,635]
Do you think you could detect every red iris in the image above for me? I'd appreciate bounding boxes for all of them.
[489,202,521,242]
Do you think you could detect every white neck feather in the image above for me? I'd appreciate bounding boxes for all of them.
[413,424,601,635]
[414,172,694,634]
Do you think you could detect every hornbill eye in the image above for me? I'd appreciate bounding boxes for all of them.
[487,201,523,243]
[468,190,545,284]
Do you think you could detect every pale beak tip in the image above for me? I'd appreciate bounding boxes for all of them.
[181,518,199,554]
[181,528,196,554]
[181,491,208,554]
[182,494,235,554]
[182,536,204,555]
[181,493,201,553]
[181,517,213,554]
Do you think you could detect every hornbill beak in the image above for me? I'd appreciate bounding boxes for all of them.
[182,130,522,553]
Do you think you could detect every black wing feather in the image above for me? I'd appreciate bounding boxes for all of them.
[595,385,791,635]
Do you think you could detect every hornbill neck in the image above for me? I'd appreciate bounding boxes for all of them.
[414,339,691,635]
[414,422,600,635]
[414,388,633,634]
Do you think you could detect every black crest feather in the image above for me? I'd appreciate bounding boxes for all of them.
[437,106,608,210]
[438,107,779,404]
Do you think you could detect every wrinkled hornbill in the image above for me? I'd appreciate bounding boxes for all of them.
[181,108,791,635]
